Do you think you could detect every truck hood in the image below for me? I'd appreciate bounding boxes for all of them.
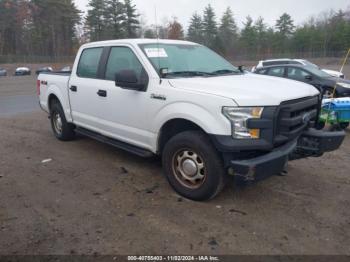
[168,74,319,106]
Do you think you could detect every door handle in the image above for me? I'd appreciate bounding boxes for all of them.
[70,86,77,92]
[97,90,107,97]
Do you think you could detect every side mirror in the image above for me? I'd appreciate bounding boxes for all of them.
[305,75,313,81]
[115,70,145,91]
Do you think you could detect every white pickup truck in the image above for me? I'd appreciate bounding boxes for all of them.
[38,39,345,201]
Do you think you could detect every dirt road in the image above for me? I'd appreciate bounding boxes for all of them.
[0,75,349,255]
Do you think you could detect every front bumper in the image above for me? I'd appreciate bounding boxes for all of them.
[335,86,350,97]
[228,128,345,182]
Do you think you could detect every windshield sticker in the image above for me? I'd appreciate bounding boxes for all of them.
[145,48,168,58]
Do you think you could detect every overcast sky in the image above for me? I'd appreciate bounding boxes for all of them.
[75,0,350,29]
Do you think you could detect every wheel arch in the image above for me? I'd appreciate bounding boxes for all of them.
[153,102,231,154]
[45,84,73,122]
[48,93,60,111]
[157,118,207,154]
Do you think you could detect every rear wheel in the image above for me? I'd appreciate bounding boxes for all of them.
[339,122,349,130]
[323,87,336,99]
[162,131,227,201]
[50,100,75,141]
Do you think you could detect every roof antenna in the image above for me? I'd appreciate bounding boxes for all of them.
[154,6,162,84]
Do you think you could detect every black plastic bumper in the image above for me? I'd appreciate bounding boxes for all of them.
[289,129,346,160]
[230,140,296,182]
[228,129,345,182]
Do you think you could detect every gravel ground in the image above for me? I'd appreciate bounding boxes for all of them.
[0,71,349,255]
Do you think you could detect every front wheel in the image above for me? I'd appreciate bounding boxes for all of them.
[162,131,227,201]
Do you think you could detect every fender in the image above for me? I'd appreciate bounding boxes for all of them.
[151,102,232,150]
[45,84,73,122]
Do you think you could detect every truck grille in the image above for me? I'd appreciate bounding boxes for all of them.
[274,96,319,145]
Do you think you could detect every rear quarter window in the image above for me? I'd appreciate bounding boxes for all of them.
[77,47,103,78]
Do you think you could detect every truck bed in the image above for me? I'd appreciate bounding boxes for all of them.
[40,71,71,76]
[38,72,71,117]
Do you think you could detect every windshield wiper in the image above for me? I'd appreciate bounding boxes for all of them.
[162,71,215,78]
[211,69,242,75]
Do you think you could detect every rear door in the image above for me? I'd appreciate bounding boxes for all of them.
[68,47,104,130]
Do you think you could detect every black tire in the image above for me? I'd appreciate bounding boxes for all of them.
[339,122,349,130]
[50,100,75,141]
[322,87,337,99]
[162,131,227,201]
[315,121,326,130]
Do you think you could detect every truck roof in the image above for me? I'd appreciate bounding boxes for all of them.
[82,39,198,49]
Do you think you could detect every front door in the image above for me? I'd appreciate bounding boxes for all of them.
[94,45,157,150]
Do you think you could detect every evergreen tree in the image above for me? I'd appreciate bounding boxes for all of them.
[254,16,268,56]
[328,10,349,53]
[239,16,257,58]
[104,0,125,39]
[30,0,80,56]
[144,28,156,38]
[0,0,20,54]
[275,13,295,53]
[187,13,204,44]
[202,4,218,49]
[218,7,238,56]
[276,13,295,38]
[124,0,139,38]
[86,0,106,41]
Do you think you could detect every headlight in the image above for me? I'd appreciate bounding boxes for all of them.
[222,107,264,139]
[337,82,350,88]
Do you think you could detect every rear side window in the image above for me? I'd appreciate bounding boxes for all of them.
[77,47,103,78]
[267,67,285,77]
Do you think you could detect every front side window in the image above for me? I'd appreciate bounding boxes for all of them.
[257,68,268,75]
[287,67,310,81]
[268,67,285,77]
[139,43,241,78]
[105,46,144,81]
[77,47,103,78]
[304,66,330,78]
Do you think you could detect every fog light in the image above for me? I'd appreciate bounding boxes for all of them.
[249,129,260,139]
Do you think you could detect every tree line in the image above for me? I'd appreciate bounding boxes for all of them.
[172,5,350,59]
[0,0,349,61]
[0,0,80,58]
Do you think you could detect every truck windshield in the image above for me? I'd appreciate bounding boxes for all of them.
[139,43,241,78]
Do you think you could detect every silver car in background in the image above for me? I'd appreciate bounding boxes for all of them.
[252,59,345,78]
[0,68,7,77]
